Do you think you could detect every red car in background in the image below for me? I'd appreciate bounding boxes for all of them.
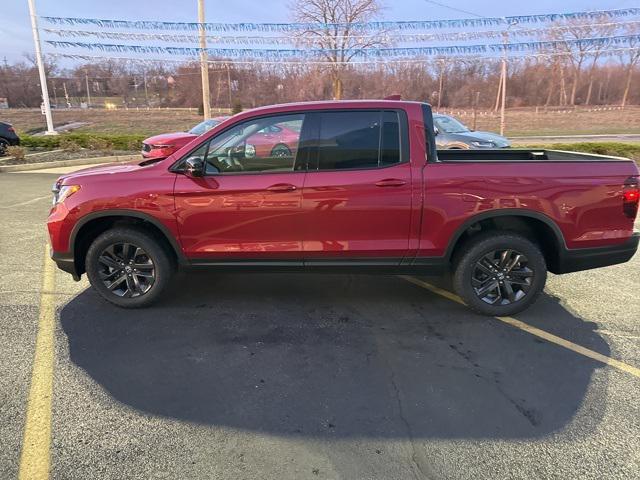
[141,116,229,159]
[141,116,300,160]
[244,121,301,159]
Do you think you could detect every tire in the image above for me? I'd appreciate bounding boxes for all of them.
[452,232,547,316]
[85,227,174,308]
[270,144,292,157]
[0,138,8,156]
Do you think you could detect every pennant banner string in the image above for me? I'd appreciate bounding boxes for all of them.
[42,20,640,45]
[44,35,640,59]
[40,8,640,33]
[47,48,640,67]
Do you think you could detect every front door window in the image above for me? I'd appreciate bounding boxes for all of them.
[201,114,304,175]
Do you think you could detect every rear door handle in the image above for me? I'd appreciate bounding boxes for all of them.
[375,178,407,187]
[266,183,297,192]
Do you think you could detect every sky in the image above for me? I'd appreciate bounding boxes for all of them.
[1,0,637,65]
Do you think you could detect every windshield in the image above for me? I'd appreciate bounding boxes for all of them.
[434,116,470,134]
[189,119,221,135]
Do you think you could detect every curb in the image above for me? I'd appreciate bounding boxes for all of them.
[0,154,139,173]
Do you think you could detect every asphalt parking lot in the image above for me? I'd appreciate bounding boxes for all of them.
[1,170,639,480]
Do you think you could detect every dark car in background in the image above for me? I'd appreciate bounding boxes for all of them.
[0,121,20,156]
[141,116,229,160]
[433,114,510,149]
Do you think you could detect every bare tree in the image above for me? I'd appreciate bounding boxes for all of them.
[619,23,640,109]
[583,21,616,105]
[2,47,639,110]
[547,18,613,105]
[290,0,385,99]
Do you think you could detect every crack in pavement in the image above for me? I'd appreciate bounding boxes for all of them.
[386,363,435,480]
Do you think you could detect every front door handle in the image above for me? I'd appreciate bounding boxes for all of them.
[266,183,297,192]
[375,178,407,187]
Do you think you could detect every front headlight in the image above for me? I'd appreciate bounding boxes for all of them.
[52,183,81,205]
[471,141,495,148]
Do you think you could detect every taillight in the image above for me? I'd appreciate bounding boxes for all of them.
[623,176,639,219]
[7,126,15,133]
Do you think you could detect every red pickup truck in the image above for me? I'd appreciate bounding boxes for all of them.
[47,100,639,316]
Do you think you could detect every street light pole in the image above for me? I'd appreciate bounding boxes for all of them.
[27,0,57,135]
[198,0,211,119]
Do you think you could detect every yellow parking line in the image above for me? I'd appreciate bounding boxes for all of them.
[399,275,640,379]
[19,244,56,480]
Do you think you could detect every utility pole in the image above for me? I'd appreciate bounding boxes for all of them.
[85,70,91,107]
[499,21,517,137]
[472,91,480,131]
[52,79,58,107]
[143,71,149,108]
[227,64,233,110]
[499,31,508,136]
[63,82,70,108]
[198,0,211,119]
[559,65,567,106]
[437,59,445,110]
[27,0,56,135]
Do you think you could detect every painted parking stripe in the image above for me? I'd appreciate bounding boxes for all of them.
[399,276,640,379]
[19,244,56,480]
[0,195,50,209]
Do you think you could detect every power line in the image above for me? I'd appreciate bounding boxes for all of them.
[422,0,485,19]
[48,47,640,66]
[39,8,640,33]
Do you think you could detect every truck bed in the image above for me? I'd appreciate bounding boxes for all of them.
[436,149,633,163]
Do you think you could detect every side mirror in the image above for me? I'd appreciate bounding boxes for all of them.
[434,126,440,136]
[185,156,204,177]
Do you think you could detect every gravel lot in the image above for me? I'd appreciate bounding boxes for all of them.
[1,171,639,480]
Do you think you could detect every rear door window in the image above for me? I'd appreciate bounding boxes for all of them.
[312,111,403,171]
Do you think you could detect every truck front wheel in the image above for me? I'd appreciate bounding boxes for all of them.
[453,232,547,316]
[85,227,174,308]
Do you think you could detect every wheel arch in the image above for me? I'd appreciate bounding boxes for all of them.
[70,210,186,275]
[445,209,567,273]
[444,142,470,150]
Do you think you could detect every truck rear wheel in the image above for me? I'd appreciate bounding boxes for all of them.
[85,227,174,308]
[453,232,547,316]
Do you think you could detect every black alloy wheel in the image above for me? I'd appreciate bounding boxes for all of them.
[86,227,174,308]
[97,242,155,297]
[271,144,292,158]
[453,232,547,316]
[471,249,533,305]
